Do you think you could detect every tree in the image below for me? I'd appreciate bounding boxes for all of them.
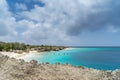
[0,45,3,51]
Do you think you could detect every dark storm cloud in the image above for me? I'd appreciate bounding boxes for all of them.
[67,0,120,36]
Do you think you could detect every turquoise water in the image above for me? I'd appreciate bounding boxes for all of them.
[27,48,120,70]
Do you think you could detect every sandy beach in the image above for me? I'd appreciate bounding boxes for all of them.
[0,52,21,58]
[0,51,36,59]
[0,51,47,62]
[0,48,73,62]
[0,48,71,59]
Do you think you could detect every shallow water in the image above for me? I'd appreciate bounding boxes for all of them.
[25,48,120,70]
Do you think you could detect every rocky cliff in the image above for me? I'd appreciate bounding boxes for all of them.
[0,53,120,80]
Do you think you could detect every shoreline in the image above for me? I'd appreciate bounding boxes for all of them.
[0,53,120,80]
[0,51,38,59]
[1,48,119,71]
[0,48,72,59]
[64,48,75,50]
[0,50,119,71]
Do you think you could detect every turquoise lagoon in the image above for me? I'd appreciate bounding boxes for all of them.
[25,48,120,70]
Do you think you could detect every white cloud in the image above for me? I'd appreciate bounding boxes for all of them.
[0,0,17,36]
[19,19,71,45]
[18,0,112,43]
[15,3,27,10]
[0,0,120,45]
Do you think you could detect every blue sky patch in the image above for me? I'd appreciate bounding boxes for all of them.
[6,0,45,12]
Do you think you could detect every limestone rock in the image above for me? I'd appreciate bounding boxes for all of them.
[0,53,120,80]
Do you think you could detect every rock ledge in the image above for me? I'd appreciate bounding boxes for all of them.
[0,53,120,80]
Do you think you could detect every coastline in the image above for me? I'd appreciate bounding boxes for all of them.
[64,48,75,50]
[0,47,71,59]
[1,47,120,70]
[0,53,120,80]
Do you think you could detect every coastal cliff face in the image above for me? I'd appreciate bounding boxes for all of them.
[0,53,120,80]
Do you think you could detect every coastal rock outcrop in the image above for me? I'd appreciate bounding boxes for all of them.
[0,53,120,80]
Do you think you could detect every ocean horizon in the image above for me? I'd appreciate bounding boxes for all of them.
[23,47,120,70]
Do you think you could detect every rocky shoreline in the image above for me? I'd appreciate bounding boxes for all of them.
[0,53,120,80]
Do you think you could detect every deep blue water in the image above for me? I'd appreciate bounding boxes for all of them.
[26,48,120,70]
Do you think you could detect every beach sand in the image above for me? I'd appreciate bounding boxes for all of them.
[0,52,21,58]
[0,48,71,61]
[0,51,45,62]
[0,52,34,59]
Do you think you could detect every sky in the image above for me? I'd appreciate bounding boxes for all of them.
[0,0,120,46]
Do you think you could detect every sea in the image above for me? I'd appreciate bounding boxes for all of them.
[24,47,120,70]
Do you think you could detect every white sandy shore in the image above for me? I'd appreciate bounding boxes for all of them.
[0,51,40,60]
[0,52,21,58]
[0,48,72,61]
[0,51,50,62]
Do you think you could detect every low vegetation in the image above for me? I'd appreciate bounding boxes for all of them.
[0,41,67,52]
